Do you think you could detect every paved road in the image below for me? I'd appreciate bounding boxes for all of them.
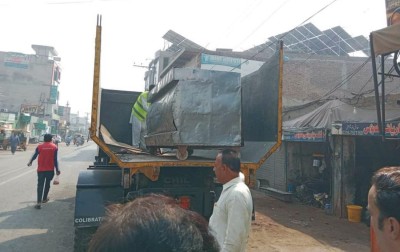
[0,141,97,252]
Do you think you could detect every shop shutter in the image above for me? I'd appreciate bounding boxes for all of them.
[256,144,286,191]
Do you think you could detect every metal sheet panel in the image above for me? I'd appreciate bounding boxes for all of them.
[241,49,281,163]
[100,89,140,144]
[146,68,241,147]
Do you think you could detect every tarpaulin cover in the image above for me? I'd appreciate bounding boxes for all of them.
[240,49,281,163]
[145,68,241,147]
[283,100,400,130]
[371,23,400,56]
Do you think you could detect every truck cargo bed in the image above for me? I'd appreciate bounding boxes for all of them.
[90,41,283,170]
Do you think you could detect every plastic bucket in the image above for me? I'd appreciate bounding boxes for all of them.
[347,205,363,222]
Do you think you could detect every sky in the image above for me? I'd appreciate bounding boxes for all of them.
[0,0,387,116]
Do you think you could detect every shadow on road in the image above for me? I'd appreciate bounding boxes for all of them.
[0,197,75,252]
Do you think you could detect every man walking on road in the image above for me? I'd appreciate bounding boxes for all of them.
[27,133,61,209]
[9,131,20,155]
[209,149,253,252]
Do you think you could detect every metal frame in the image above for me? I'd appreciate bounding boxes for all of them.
[89,16,283,179]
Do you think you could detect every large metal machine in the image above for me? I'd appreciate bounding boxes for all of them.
[145,67,242,160]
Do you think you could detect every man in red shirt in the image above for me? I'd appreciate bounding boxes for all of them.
[27,134,61,209]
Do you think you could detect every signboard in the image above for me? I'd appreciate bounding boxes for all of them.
[20,104,45,115]
[49,85,58,104]
[58,106,64,116]
[4,52,29,69]
[34,123,46,130]
[386,0,400,25]
[333,122,400,138]
[0,113,16,123]
[283,129,326,142]
[201,53,241,68]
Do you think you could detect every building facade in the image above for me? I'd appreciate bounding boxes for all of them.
[0,45,62,136]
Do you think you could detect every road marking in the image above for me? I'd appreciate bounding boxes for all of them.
[0,169,35,187]
[0,166,29,178]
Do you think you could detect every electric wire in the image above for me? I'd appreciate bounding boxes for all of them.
[232,0,292,50]
[228,0,339,72]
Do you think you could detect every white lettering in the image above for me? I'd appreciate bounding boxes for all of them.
[74,217,103,223]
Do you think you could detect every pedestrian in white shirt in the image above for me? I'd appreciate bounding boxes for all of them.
[209,149,253,252]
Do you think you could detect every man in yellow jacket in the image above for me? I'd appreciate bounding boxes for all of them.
[130,85,154,149]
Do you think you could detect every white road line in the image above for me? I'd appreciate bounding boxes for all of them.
[0,168,35,187]
[0,166,28,178]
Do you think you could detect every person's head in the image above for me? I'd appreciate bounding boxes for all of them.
[43,134,53,142]
[368,166,400,252]
[88,194,219,252]
[390,7,400,26]
[213,149,240,184]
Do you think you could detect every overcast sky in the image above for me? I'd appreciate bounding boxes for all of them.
[0,0,387,115]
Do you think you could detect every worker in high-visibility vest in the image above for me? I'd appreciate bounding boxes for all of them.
[129,85,154,149]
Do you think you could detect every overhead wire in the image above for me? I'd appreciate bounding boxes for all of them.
[208,0,265,49]
[232,0,292,50]
[227,0,339,72]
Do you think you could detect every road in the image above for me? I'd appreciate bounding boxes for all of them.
[0,141,96,252]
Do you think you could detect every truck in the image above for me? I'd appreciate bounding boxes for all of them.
[73,15,283,251]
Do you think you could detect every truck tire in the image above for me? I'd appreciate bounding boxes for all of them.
[74,227,97,252]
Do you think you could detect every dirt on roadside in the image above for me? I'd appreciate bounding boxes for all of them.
[247,190,370,252]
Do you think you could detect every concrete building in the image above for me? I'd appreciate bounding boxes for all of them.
[69,112,89,136]
[0,44,62,135]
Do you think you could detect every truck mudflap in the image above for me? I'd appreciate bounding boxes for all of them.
[74,169,124,228]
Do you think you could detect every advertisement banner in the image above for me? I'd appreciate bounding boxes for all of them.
[4,52,29,69]
[49,85,58,104]
[335,122,400,138]
[283,129,326,142]
[201,53,241,68]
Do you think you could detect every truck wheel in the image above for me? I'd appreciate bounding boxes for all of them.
[188,148,194,156]
[74,227,97,252]
[176,146,188,160]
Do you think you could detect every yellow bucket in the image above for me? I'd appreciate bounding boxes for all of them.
[347,205,363,223]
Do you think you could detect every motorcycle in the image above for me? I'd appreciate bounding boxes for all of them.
[75,137,84,146]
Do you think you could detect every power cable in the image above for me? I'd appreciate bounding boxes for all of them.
[206,0,265,49]
[233,0,292,49]
[228,0,339,72]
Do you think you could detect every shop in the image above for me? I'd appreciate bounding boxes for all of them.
[331,122,400,218]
